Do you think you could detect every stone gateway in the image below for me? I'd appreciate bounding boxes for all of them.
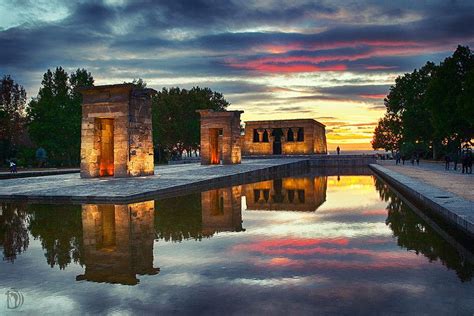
[196,110,244,165]
[80,84,156,178]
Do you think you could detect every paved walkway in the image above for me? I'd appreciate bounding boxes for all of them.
[371,163,473,236]
[377,160,473,202]
[0,159,307,203]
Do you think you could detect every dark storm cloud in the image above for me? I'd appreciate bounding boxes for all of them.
[269,84,390,105]
[273,106,314,113]
[1,0,474,99]
[191,10,474,52]
[316,85,390,97]
[116,0,338,31]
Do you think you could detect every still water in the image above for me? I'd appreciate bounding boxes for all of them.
[1,174,473,314]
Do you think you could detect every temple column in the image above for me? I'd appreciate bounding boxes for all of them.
[257,129,264,142]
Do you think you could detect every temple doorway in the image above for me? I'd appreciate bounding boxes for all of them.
[98,118,114,176]
[209,128,222,164]
[272,128,283,155]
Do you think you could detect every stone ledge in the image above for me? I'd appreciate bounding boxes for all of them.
[369,163,474,237]
[0,159,310,204]
[0,169,80,179]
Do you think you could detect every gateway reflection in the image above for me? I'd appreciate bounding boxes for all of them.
[201,186,244,236]
[77,201,159,285]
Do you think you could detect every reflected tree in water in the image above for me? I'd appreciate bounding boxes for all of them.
[28,205,84,269]
[374,178,474,282]
[154,194,207,242]
[0,202,29,262]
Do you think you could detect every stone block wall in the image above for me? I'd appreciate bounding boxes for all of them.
[80,84,156,178]
[197,110,244,165]
[242,119,327,155]
[313,123,328,154]
[128,90,155,176]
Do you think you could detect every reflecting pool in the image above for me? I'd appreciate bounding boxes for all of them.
[1,173,473,314]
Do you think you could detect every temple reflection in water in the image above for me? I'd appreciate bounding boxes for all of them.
[74,176,328,285]
[76,201,159,285]
[2,173,474,293]
[201,186,244,236]
[243,176,327,212]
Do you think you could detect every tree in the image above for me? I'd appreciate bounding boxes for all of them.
[126,78,147,89]
[27,67,94,166]
[425,45,474,154]
[152,86,229,161]
[371,114,402,152]
[0,75,27,162]
[372,45,474,158]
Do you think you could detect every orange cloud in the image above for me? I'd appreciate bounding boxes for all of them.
[227,58,348,73]
[359,93,386,99]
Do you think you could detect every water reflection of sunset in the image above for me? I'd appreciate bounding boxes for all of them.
[327,175,375,187]
[319,175,382,212]
[1,171,473,314]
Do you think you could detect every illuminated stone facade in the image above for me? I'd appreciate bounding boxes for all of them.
[80,84,156,178]
[77,201,159,285]
[201,186,243,236]
[196,110,244,165]
[243,119,327,155]
[243,176,327,212]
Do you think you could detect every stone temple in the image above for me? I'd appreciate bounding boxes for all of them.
[80,84,156,178]
[196,112,328,165]
[243,119,327,156]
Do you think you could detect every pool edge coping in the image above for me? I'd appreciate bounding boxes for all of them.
[369,163,474,237]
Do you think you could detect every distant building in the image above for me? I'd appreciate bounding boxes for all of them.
[242,119,327,156]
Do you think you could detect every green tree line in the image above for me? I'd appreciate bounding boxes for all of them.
[1,68,228,167]
[372,45,474,158]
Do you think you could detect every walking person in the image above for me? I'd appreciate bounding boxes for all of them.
[462,150,467,174]
[469,154,473,174]
[9,161,17,173]
[395,151,401,165]
[445,154,450,170]
[415,153,420,166]
[336,146,340,155]
[451,151,459,171]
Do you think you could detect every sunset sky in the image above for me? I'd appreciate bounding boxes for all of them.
[1,0,473,150]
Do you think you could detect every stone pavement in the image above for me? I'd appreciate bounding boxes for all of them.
[0,168,79,179]
[377,160,473,202]
[371,162,474,237]
[0,158,307,203]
